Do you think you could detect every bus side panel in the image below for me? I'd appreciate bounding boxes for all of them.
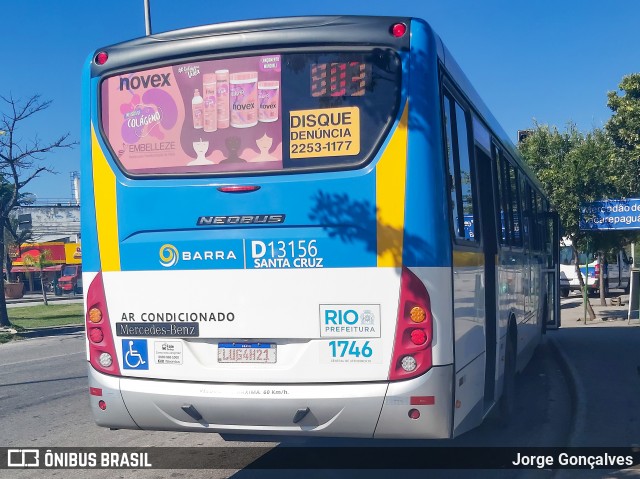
[405,19,451,270]
[80,65,100,273]
[404,19,454,368]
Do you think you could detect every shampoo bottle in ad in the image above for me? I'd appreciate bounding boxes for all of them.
[203,74,217,132]
[192,89,203,129]
[216,69,230,129]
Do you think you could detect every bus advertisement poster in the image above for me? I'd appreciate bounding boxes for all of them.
[101,55,282,175]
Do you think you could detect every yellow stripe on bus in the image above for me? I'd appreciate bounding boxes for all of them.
[452,251,485,267]
[376,102,409,267]
[91,125,121,272]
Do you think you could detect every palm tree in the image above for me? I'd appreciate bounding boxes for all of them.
[22,248,53,306]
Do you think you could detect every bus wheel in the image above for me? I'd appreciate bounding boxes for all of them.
[561,288,569,298]
[497,335,517,426]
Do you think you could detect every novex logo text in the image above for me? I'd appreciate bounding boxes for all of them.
[120,73,171,91]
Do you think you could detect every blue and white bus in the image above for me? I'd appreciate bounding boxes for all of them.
[81,16,560,439]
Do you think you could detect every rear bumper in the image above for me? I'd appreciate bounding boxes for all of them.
[88,364,453,439]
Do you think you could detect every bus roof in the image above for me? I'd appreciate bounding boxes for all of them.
[91,14,547,199]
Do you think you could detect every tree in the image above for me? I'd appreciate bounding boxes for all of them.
[0,94,75,327]
[22,248,53,306]
[606,73,640,197]
[519,122,618,316]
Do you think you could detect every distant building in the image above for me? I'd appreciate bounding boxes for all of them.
[11,203,80,243]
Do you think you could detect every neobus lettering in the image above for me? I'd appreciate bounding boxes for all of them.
[119,73,171,91]
[197,214,285,226]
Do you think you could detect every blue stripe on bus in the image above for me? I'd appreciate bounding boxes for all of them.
[80,61,100,272]
[403,20,450,268]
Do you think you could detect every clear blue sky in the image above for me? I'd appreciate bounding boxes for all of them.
[2,0,639,200]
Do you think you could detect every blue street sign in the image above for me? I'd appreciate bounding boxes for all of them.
[580,199,640,230]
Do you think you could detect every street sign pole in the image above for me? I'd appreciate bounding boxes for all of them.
[584,257,588,323]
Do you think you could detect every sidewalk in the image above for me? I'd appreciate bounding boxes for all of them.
[550,290,640,478]
[5,292,83,307]
[559,291,639,328]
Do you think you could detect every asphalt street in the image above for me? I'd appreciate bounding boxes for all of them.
[1,292,639,478]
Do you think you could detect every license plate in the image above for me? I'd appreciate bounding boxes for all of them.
[217,343,277,363]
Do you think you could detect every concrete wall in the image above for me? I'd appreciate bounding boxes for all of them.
[12,206,80,243]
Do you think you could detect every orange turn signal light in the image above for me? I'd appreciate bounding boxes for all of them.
[409,306,426,323]
[88,307,103,323]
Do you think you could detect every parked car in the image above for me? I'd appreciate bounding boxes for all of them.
[57,265,82,295]
[560,241,632,297]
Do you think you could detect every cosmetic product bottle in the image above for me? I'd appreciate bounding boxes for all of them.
[192,89,203,129]
[203,74,217,132]
[215,69,230,129]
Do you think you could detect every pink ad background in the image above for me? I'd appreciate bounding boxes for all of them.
[102,55,282,175]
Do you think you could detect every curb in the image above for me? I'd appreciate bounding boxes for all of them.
[546,334,586,479]
[6,295,83,305]
[546,333,586,448]
[17,324,85,338]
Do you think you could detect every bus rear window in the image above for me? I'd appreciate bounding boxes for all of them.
[100,49,401,177]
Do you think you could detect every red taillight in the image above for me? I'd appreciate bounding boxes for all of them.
[389,267,433,381]
[410,329,428,345]
[95,51,108,65]
[89,327,104,343]
[85,272,120,376]
[98,400,107,410]
[391,23,407,38]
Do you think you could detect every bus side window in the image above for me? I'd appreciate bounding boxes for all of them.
[492,143,508,245]
[454,102,475,241]
[498,152,512,245]
[506,159,522,247]
[443,95,461,238]
[442,92,477,242]
[520,178,531,250]
[534,192,544,252]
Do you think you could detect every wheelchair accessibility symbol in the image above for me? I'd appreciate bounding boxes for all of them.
[122,339,149,370]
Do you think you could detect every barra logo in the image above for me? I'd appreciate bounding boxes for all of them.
[158,243,238,268]
[159,244,179,268]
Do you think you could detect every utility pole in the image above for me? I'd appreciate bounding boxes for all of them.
[144,0,152,36]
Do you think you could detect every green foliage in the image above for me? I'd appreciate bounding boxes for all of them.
[519,122,617,251]
[8,303,83,328]
[22,249,54,305]
[606,73,640,196]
